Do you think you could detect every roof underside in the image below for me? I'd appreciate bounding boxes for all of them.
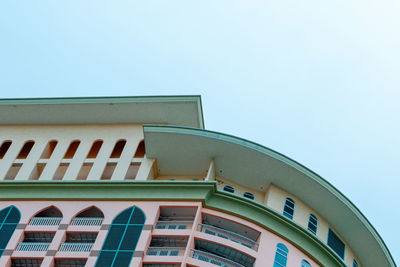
[144,125,395,267]
[0,96,204,128]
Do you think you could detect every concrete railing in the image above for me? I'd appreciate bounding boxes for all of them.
[191,249,245,267]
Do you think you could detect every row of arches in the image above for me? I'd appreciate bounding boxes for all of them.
[0,139,146,160]
[29,206,104,224]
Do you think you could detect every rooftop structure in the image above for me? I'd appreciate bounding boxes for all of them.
[0,96,395,267]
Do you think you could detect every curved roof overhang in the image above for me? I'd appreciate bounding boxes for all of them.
[143,125,396,267]
[0,96,204,128]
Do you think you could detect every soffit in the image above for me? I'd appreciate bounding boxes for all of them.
[143,125,395,267]
[0,96,204,128]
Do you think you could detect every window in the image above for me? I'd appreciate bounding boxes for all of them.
[243,192,255,200]
[11,258,43,267]
[64,140,80,159]
[95,206,145,267]
[16,141,35,159]
[87,140,103,158]
[327,229,345,260]
[223,185,235,193]
[134,140,145,158]
[352,259,358,267]
[0,141,12,159]
[273,243,288,267]
[301,259,311,267]
[307,214,318,235]
[283,197,295,219]
[110,139,126,158]
[54,259,87,267]
[0,206,20,257]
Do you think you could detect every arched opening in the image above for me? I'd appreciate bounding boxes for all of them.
[71,206,104,226]
[96,206,145,267]
[40,140,58,159]
[0,141,12,159]
[64,140,80,159]
[134,140,145,158]
[16,141,35,159]
[29,206,63,226]
[110,139,126,158]
[87,140,103,158]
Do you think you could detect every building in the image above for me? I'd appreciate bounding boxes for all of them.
[0,96,395,267]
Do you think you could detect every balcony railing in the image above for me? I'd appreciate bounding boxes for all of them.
[16,242,50,251]
[191,249,245,267]
[70,217,103,226]
[198,224,259,251]
[155,221,192,230]
[29,217,62,226]
[146,247,185,256]
[59,242,93,252]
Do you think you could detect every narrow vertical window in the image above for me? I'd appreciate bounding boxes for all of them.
[110,140,126,158]
[16,141,35,159]
[0,141,12,159]
[301,259,312,267]
[327,228,345,260]
[134,140,145,158]
[283,197,295,219]
[96,206,145,267]
[273,243,288,267]
[307,214,318,235]
[0,206,21,258]
[64,140,80,159]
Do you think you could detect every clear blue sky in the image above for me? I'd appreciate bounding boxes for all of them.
[1,1,399,264]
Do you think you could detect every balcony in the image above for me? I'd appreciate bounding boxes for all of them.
[156,206,196,230]
[16,242,50,251]
[194,239,255,267]
[29,217,62,226]
[146,236,188,257]
[71,217,103,226]
[191,249,245,267]
[59,242,93,252]
[198,224,259,250]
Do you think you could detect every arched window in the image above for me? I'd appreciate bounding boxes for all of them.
[301,259,312,267]
[40,140,58,159]
[87,140,103,158]
[16,140,35,159]
[110,139,127,158]
[223,185,235,193]
[71,206,104,226]
[0,141,12,159]
[0,206,21,258]
[352,259,359,267]
[30,206,63,226]
[307,214,318,235]
[96,206,145,267]
[273,243,288,267]
[64,140,80,159]
[134,140,145,158]
[283,197,295,219]
[243,192,255,200]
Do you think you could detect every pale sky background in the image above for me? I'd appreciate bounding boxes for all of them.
[0,1,399,264]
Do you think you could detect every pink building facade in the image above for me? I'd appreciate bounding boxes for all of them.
[0,96,395,267]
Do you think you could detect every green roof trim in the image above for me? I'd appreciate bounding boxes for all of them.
[0,96,205,128]
[0,180,344,266]
[143,125,396,267]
